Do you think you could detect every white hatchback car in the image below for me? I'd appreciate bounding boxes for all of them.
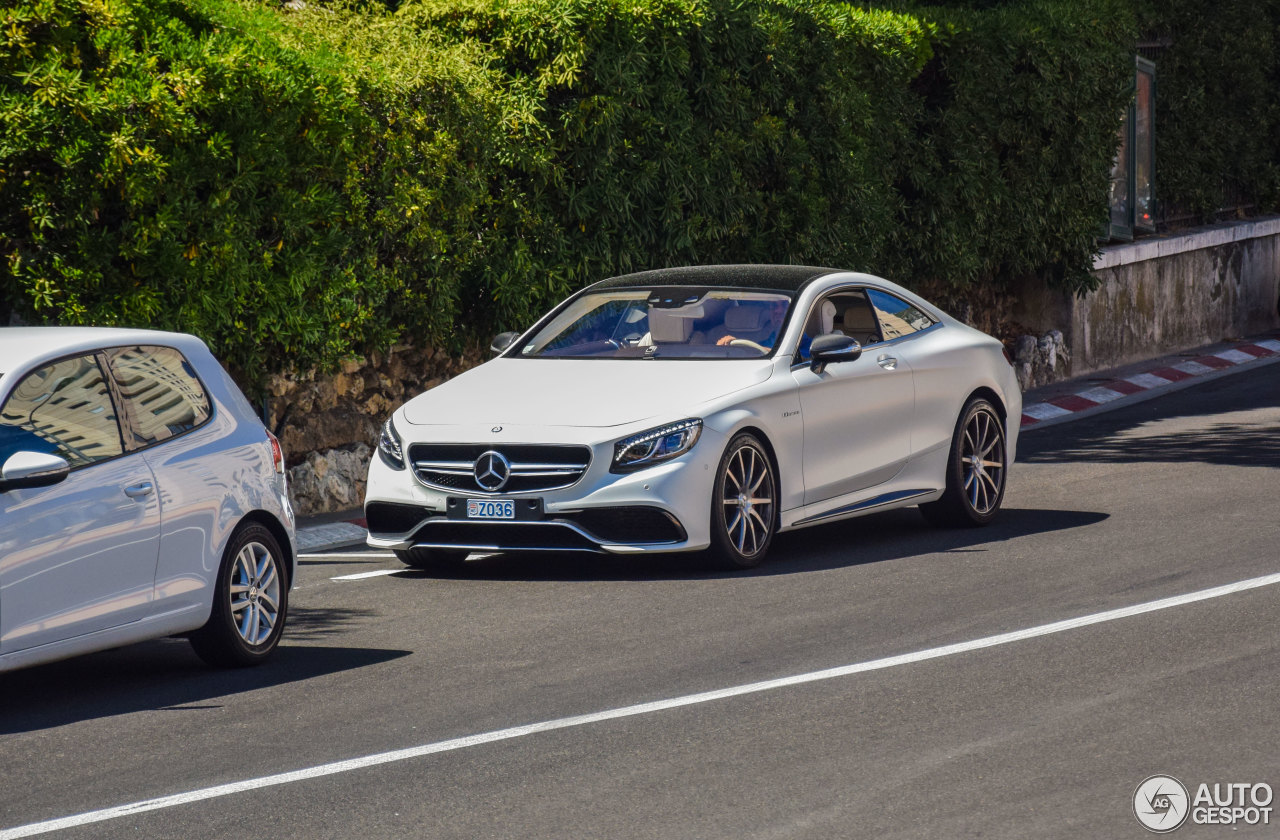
[365,265,1021,571]
[0,328,296,672]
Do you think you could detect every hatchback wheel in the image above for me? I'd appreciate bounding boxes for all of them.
[708,433,776,569]
[920,397,1007,527]
[190,523,288,667]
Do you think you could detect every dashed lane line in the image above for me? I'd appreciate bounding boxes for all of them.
[329,569,401,581]
[299,552,394,560]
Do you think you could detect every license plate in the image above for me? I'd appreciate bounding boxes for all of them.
[466,499,515,520]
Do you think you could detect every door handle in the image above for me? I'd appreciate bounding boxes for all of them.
[877,355,898,370]
[124,482,154,499]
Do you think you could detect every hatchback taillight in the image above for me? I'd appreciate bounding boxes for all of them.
[266,430,285,475]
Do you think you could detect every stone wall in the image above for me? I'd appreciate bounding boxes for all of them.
[270,342,485,516]
[1015,216,1280,377]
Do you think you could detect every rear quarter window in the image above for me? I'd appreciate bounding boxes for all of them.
[105,345,212,448]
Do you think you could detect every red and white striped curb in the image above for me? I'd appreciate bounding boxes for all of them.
[1020,339,1280,427]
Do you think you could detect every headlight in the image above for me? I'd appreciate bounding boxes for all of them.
[611,418,702,473]
[378,416,405,470]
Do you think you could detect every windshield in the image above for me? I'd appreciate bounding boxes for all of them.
[517,288,793,359]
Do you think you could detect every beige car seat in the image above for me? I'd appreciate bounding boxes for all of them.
[841,302,880,345]
[706,304,775,346]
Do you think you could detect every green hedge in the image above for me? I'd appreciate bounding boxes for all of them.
[403,0,1135,311]
[1135,0,1280,221]
[0,0,515,381]
[0,0,1150,389]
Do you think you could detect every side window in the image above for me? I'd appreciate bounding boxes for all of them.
[105,346,212,448]
[796,290,881,362]
[0,354,125,469]
[866,289,936,341]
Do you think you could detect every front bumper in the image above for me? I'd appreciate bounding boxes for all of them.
[363,428,725,555]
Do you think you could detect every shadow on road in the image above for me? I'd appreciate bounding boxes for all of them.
[0,612,409,734]
[1022,415,1280,469]
[391,506,1108,583]
[1021,363,1280,469]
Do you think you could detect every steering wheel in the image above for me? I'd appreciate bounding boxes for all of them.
[729,338,769,353]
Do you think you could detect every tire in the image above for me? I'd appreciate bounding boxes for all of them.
[190,522,289,667]
[707,433,777,570]
[395,547,469,574]
[920,397,1007,528]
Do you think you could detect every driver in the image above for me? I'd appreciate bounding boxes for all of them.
[715,299,789,348]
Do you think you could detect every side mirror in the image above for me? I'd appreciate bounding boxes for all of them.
[1,451,71,492]
[490,331,520,357]
[809,333,862,374]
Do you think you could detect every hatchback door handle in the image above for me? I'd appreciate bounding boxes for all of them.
[124,482,154,499]
[877,355,898,370]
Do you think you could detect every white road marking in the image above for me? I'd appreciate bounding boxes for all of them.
[1257,339,1280,353]
[299,552,395,560]
[6,570,1280,839]
[330,569,401,581]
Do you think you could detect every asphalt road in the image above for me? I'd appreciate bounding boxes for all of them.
[2,363,1278,839]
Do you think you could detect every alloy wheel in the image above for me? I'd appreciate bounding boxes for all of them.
[228,541,281,646]
[720,441,775,559]
[961,407,1005,516]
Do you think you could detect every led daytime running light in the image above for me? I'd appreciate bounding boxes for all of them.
[612,418,703,472]
[378,417,405,470]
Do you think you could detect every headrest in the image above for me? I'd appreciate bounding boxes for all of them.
[817,300,836,334]
[724,306,766,331]
[843,303,877,332]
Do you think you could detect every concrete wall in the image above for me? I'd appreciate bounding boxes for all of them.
[1014,216,1280,377]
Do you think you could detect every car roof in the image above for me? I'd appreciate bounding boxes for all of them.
[0,327,205,374]
[592,264,843,293]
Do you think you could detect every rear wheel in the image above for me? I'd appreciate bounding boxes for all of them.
[190,523,288,667]
[395,547,469,574]
[707,433,776,570]
[920,397,1007,528]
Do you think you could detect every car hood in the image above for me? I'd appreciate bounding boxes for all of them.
[401,358,774,429]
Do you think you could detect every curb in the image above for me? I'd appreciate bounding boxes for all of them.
[296,517,368,554]
[294,334,1280,552]
[1020,338,1280,430]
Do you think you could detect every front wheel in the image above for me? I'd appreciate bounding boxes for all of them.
[190,522,289,667]
[395,547,469,574]
[707,433,777,570]
[920,397,1007,528]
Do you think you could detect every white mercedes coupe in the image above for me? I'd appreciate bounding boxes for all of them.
[365,265,1021,571]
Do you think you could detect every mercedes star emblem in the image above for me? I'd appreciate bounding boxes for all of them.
[474,450,511,491]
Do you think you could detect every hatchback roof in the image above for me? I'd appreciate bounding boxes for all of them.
[0,327,203,373]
